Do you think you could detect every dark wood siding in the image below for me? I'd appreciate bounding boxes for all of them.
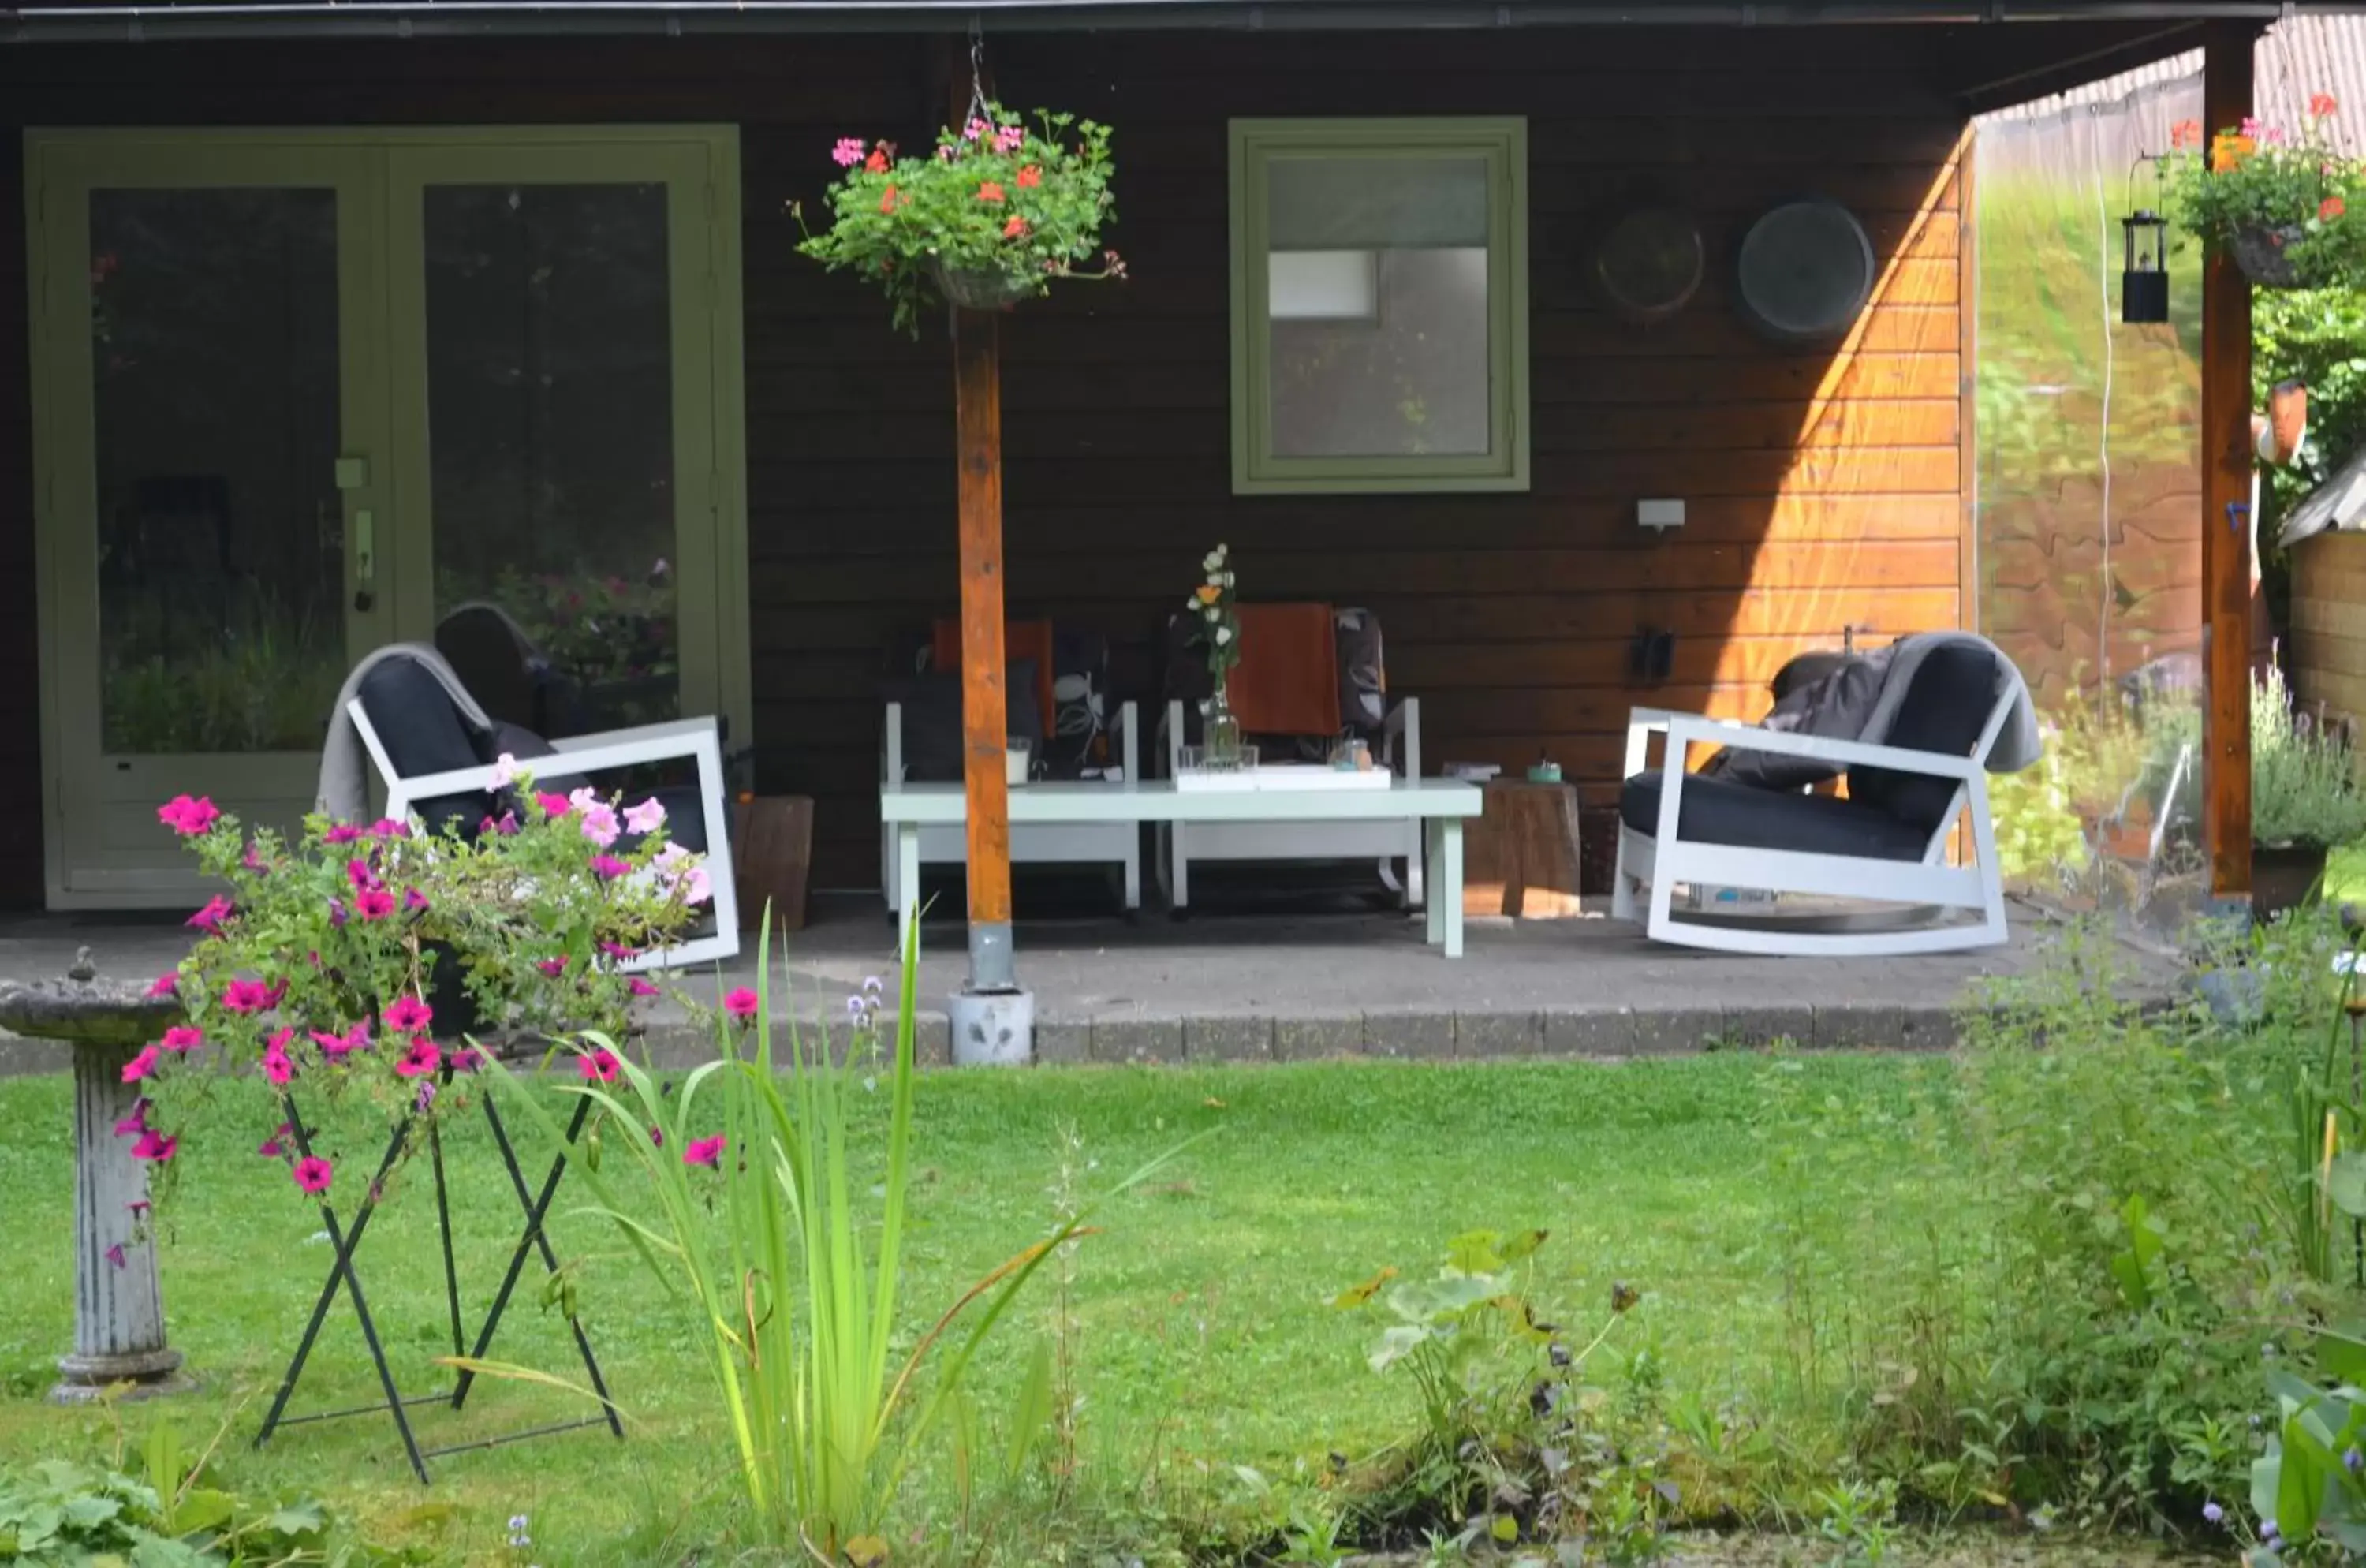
[2,26,1976,901]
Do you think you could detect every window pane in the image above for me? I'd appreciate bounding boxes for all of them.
[91,188,346,755]
[1266,151,1493,460]
[424,182,679,737]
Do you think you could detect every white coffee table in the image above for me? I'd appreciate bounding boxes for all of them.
[878,778,1485,956]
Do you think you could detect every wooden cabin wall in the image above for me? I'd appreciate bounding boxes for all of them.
[0,27,1972,903]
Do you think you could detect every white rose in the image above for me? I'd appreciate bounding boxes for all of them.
[1202,551,1220,571]
[1215,625,1233,644]
[1185,597,1200,612]
[1207,572,1224,586]
[1204,605,1220,621]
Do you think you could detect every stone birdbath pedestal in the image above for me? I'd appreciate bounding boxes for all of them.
[0,948,193,1402]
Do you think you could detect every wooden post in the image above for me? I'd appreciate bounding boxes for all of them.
[2201,21,2256,906]
[954,304,1016,987]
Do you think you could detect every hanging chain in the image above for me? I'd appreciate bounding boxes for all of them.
[965,16,992,132]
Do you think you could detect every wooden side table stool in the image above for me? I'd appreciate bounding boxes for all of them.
[1462,778,1586,918]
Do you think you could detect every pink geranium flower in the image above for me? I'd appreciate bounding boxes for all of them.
[353,888,396,920]
[188,895,233,933]
[831,135,867,166]
[323,823,364,845]
[121,1045,159,1083]
[723,987,759,1021]
[684,1135,726,1168]
[579,1047,621,1084]
[156,794,221,836]
[161,1025,203,1053]
[995,123,1025,153]
[221,978,272,1014]
[623,797,667,835]
[293,1155,334,1195]
[131,1129,177,1163]
[382,997,433,1035]
[394,1038,442,1079]
[146,973,177,999]
[629,977,661,998]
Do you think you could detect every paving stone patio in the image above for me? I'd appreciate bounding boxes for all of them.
[0,893,2179,1075]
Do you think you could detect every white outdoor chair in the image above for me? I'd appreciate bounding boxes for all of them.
[1610,637,2035,956]
[344,652,738,973]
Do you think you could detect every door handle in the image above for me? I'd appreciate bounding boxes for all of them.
[353,507,375,612]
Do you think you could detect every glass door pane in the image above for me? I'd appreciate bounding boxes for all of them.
[416,178,681,737]
[92,189,347,756]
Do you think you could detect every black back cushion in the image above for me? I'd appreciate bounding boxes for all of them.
[356,657,491,837]
[883,661,1044,783]
[1846,643,2000,837]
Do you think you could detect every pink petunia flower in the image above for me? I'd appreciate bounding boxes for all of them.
[221,978,272,1014]
[599,940,643,961]
[131,1129,177,1163]
[157,794,221,837]
[146,973,177,999]
[629,977,661,998]
[394,1038,442,1079]
[188,895,233,933]
[263,1036,297,1086]
[571,788,621,848]
[347,857,379,892]
[681,866,714,906]
[489,752,521,790]
[382,997,433,1035]
[122,1045,159,1083]
[580,1047,621,1084]
[590,854,630,880]
[114,1099,149,1138]
[450,1045,486,1073]
[293,1155,334,1195]
[404,887,428,911]
[684,1135,726,1167]
[161,1025,203,1053]
[537,791,573,819]
[537,956,569,978]
[258,1135,285,1157]
[368,818,411,840]
[353,888,396,921]
[723,987,759,1021]
[623,797,667,835]
[831,135,867,166]
[242,841,270,873]
[327,898,347,929]
[323,823,364,845]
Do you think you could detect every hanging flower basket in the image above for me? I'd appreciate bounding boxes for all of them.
[2165,98,2366,291]
[793,100,1125,337]
[931,259,1038,312]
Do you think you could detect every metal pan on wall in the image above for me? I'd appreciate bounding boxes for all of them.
[1733,198,1875,344]
[1590,205,1706,325]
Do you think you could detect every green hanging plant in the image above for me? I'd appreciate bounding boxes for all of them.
[2164,95,2366,289]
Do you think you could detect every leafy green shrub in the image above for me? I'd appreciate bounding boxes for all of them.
[2252,665,2366,849]
[0,1450,394,1566]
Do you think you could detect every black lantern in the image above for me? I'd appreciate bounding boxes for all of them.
[2122,208,2170,323]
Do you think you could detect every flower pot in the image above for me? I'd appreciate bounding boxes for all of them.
[932,261,1035,312]
[2233,225,2306,287]
[2253,840,2331,920]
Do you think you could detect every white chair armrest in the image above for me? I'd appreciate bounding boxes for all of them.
[1660,715,1983,783]
[1624,706,1750,778]
[544,715,715,752]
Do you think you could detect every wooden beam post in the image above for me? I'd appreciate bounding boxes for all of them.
[2201,21,2256,906]
[953,304,1016,988]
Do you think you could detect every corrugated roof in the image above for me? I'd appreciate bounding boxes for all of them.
[1983,13,2366,151]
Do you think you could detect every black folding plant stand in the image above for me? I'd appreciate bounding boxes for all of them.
[252,1068,623,1484]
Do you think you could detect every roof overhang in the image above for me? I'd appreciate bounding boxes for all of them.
[0,0,2345,43]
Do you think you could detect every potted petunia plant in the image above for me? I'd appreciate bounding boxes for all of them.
[128,774,706,1204]
[2166,95,2366,288]
[793,101,1124,335]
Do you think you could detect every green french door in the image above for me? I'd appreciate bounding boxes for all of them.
[27,129,747,906]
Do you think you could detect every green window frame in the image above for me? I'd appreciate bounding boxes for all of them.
[1228,117,1530,495]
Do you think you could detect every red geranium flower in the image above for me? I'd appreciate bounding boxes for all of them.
[976,181,1006,203]
[1003,215,1029,239]
[2325,196,2348,223]
[1016,165,1042,189]
[2314,91,2340,118]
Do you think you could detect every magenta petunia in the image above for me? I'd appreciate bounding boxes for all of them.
[121,1045,159,1083]
[684,1134,726,1168]
[450,1045,486,1073]
[187,895,233,933]
[382,996,433,1035]
[113,1099,149,1138]
[394,1038,442,1079]
[146,973,177,999]
[130,1129,177,1163]
[346,857,379,892]
[293,1155,334,1195]
[258,1135,284,1157]
[579,1047,621,1084]
[323,823,364,845]
[537,956,569,977]
[368,818,411,840]
[156,794,221,837]
[723,987,759,1021]
[629,977,661,998]
[328,898,348,929]
[353,888,396,921]
[536,791,573,819]
[220,977,272,1014]
[262,1036,297,1086]
[241,841,270,873]
[599,940,643,961]
[404,887,428,911]
[161,1025,203,1053]
[106,1242,126,1269]
[589,854,630,880]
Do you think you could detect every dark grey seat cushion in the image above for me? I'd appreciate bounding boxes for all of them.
[883,659,1044,784]
[1620,771,1932,863]
[1846,643,1999,838]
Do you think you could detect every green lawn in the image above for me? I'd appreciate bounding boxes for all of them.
[0,1055,1939,1564]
